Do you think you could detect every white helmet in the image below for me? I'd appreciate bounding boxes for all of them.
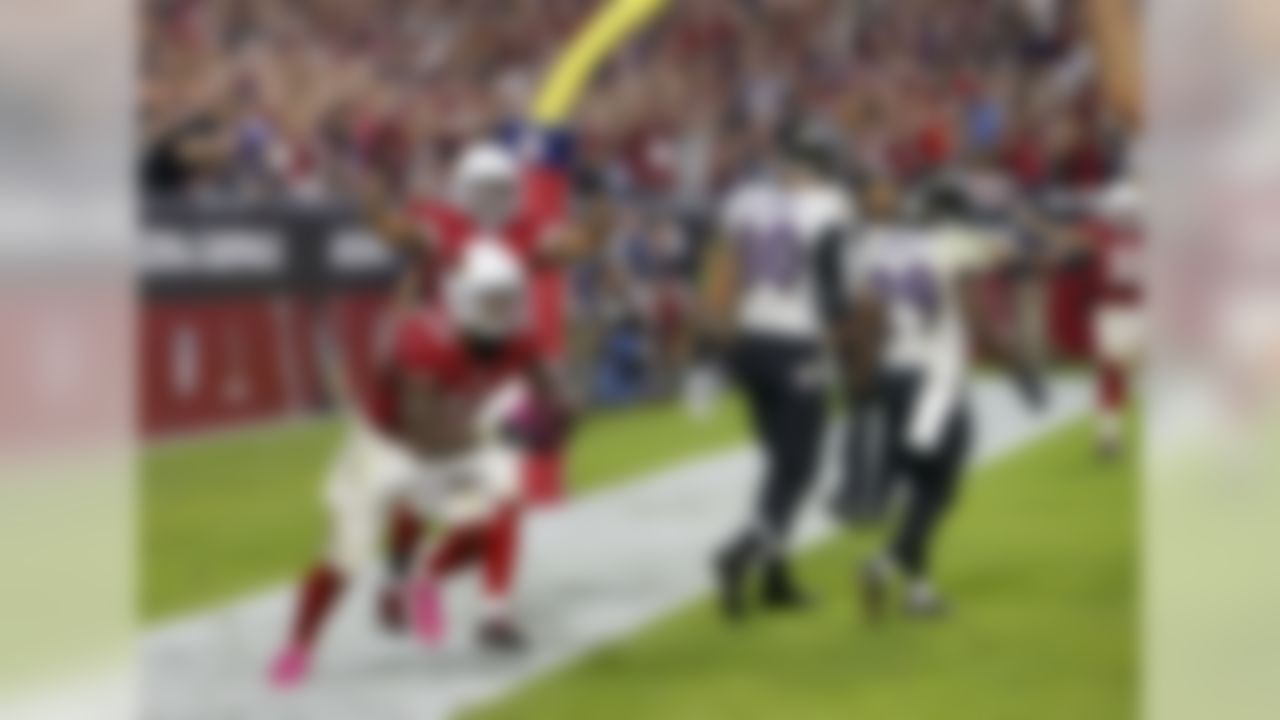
[451,142,520,224]
[444,239,528,340]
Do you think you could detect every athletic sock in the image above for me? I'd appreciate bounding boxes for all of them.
[385,505,424,581]
[481,504,521,620]
[426,526,485,578]
[287,563,347,651]
[1097,361,1127,440]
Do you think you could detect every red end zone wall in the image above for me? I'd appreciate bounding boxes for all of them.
[142,291,392,437]
[142,269,1095,439]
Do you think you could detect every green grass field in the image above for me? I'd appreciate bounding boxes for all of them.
[143,398,749,620]
[467,420,1136,720]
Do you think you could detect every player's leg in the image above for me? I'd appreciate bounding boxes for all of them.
[1094,306,1136,458]
[757,378,826,610]
[476,501,525,650]
[716,339,828,617]
[714,339,782,620]
[831,379,890,525]
[1097,357,1127,455]
[407,528,517,651]
[887,406,971,617]
[405,507,521,650]
[856,372,913,622]
[377,502,425,632]
[475,443,531,650]
[269,431,396,688]
[403,447,527,650]
[404,522,485,646]
[270,506,376,688]
[271,562,347,689]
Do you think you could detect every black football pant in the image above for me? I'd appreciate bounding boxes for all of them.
[844,370,971,576]
[726,334,827,559]
[832,377,893,523]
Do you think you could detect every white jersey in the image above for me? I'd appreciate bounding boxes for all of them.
[720,179,853,340]
[848,223,1001,450]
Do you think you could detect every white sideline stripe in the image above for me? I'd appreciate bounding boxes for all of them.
[142,379,1089,720]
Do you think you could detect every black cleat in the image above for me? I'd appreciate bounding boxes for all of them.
[858,561,889,624]
[903,588,950,619]
[714,547,753,622]
[478,618,528,653]
[760,560,814,611]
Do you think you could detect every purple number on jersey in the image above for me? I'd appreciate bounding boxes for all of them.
[872,264,941,319]
[740,224,804,288]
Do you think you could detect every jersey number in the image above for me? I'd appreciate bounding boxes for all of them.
[740,225,804,288]
[871,265,942,320]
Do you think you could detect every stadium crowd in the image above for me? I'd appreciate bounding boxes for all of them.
[142,0,1125,405]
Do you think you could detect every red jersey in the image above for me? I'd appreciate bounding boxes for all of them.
[366,307,543,434]
[406,201,547,269]
[406,166,570,355]
[1088,219,1144,305]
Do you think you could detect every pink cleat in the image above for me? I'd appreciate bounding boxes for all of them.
[268,645,310,691]
[408,579,446,647]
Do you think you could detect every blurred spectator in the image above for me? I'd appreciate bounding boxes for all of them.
[142,0,1128,404]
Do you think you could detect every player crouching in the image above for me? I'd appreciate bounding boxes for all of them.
[269,241,568,689]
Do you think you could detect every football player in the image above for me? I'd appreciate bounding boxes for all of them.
[843,180,1043,619]
[269,242,568,689]
[1054,181,1144,457]
[705,120,856,620]
[355,136,595,629]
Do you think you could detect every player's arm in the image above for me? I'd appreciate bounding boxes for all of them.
[958,270,1045,409]
[537,191,612,266]
[826,224,884,397]
[575,180,616,262]
[390,265,423,310]
[837,288,886,400]
[527,357,580,424]
[539,224,587,265]
[344,169,438,308]
[959,272,1006,364]
[701,231,740,347]
[1081,0,1143,129]
[506,356,580,451]
[1010,200,1092,270]
[522,126,606,267]
[814,223,851,328]
[349,169,428,254]
[945,230,1045,407]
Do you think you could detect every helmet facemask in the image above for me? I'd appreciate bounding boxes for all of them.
[452,143,521,227]
[444,241,528,347]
